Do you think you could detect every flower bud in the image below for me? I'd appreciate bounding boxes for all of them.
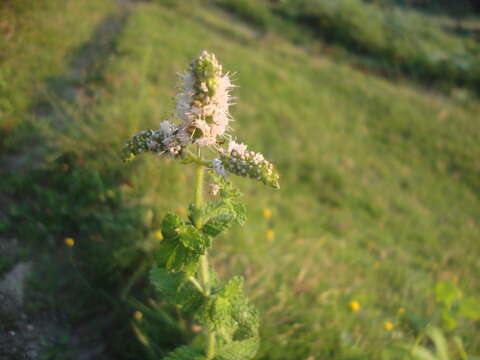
[214,141,280,189]
[121,121,184,162]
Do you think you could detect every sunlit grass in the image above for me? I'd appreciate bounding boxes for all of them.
[1,1,479,359]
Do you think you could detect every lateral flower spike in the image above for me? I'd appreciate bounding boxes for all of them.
[121,121,184,162]
[215,141,280,189]
[176,50,234,146]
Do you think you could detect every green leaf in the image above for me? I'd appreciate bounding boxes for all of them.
[441,310,458,331]
[427,327,449,360]
[150,267,205,312]
[156,215,208,274]
[155,234,180,267]
[453,336,468,360]
[202,214,233,237]
[215,337,259,360]
[195,277,259,340]
[435,281,461,307]
[203,200,226,218]
[161,239,199,275]
[410,346,437,360]
[162,213,183,239]
[458,297,480,320]
[229,202,246,226]
[180,224,211,253]
[163,345,205,360]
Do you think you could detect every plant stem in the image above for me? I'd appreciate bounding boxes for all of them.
[188,276,204,294]
[194,163,204,215]
[193,151,216,359]
[207,331,216,359]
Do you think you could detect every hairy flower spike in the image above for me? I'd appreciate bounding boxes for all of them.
[216,141,280,189]
[121,121,185,162]
[176,50,234,146]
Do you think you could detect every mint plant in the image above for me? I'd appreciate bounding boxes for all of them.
[122,51,279,359]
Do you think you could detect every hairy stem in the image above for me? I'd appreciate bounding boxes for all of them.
[194,163,204,216]
[193,153,216,359]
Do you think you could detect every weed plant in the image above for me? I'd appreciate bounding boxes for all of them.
[122,51,279,359]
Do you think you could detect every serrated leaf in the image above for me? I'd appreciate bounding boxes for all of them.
[156,235,180,267]
[202,214,233,237]
[458,297,480,320]
[180,224,211,253]
[215,337,259,360]
[196,297,233,333]
[195,276,259,340]
[161,240,199,274]
[150,267,205,312]
[157,222,207,274]
[435,281,461,307]
[163,345,205,360]
[203,200,226,218]
[222,277,244,299]
[231,303,259,340]
[223,278,259,340]
[230,202,246,226]
[162,213,183,239]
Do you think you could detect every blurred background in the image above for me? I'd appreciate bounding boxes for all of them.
[1,0,479,359]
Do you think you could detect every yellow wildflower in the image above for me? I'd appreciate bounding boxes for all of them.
[384,321,394,332]
[349,300,360,312]
[398,307,406,315]
[266,229,275,241]
[154,230,163,241]
[134,311,143,321]
[263,208,272,219]
[64,237,75,247]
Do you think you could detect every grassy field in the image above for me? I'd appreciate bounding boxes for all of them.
[215,0,480,96]
[1,0,479,359]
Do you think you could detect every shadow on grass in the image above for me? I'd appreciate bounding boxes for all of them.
[1,7,188,360]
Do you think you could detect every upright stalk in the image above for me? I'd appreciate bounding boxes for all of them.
[194,161,204,214]
[193,155,216,359]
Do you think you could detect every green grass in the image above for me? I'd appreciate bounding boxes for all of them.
[215,0,480,95]
[1,1,480,359]
[0,0,117,143]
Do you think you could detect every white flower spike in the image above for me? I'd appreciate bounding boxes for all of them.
[176,50,234,146]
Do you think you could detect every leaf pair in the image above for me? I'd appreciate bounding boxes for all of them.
[151,274,260,360]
